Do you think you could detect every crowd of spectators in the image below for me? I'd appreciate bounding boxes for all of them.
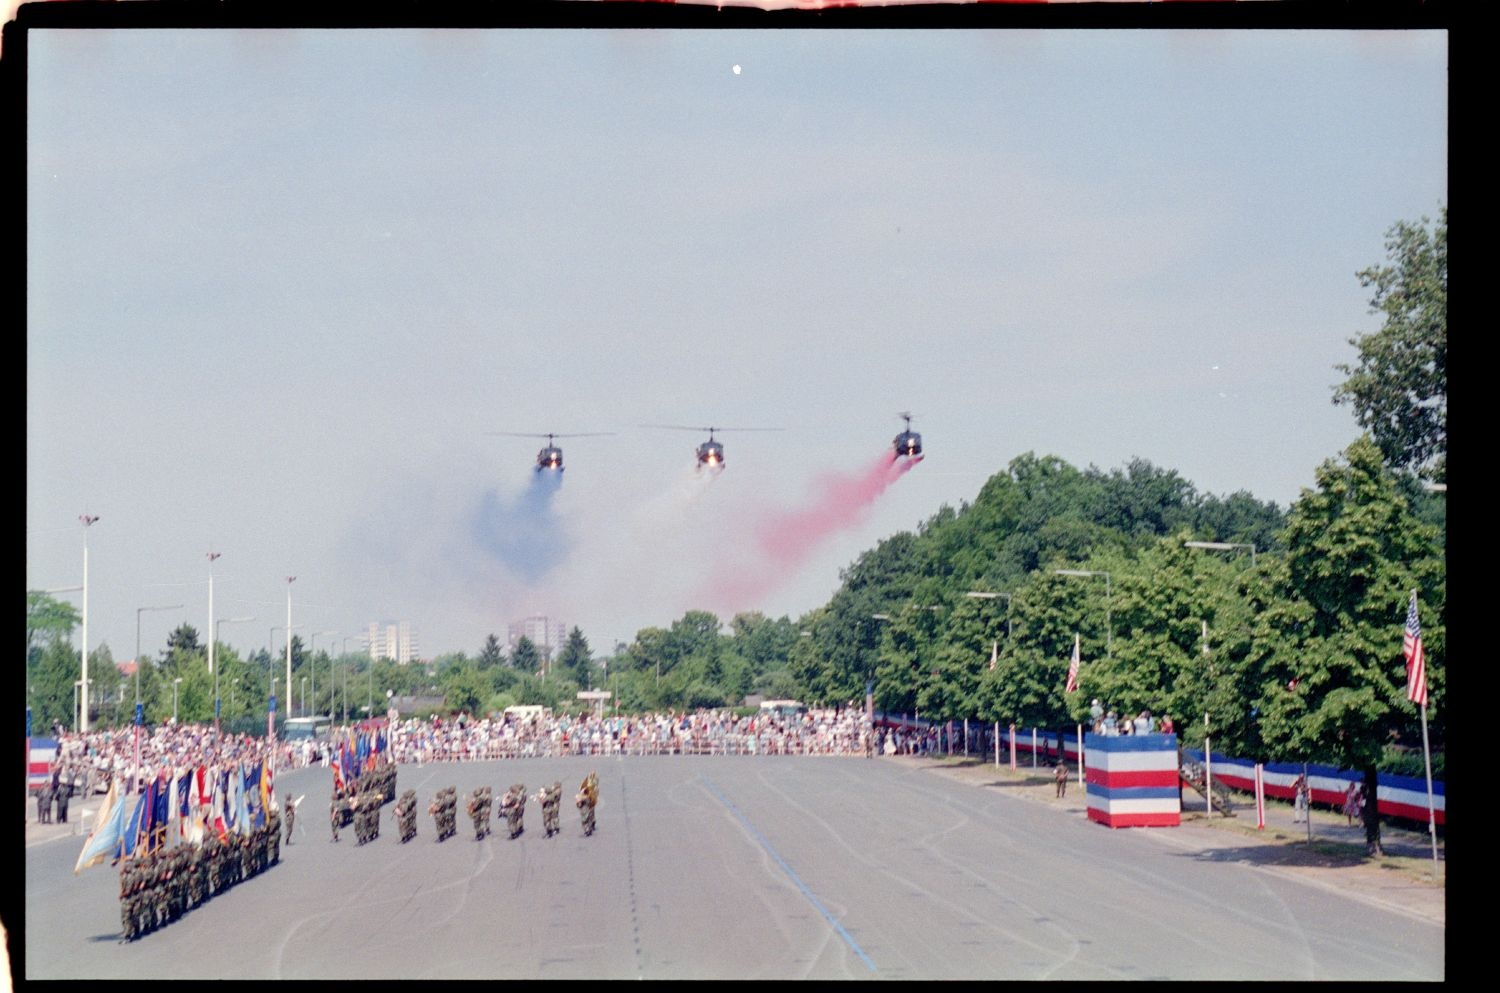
[388,706,884,762]
[35,722,317,800]
[33,705,948,812]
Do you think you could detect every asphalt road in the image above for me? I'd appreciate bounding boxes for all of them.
[22,756,1444,980]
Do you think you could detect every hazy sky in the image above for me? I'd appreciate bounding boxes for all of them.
[26,28,1447,665]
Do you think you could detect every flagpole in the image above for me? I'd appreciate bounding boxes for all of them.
[1419,700,1439,871]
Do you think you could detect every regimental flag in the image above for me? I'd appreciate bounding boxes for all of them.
[116,786,149,863]
[185,768,205,846]
[1065,634,1081,694]
[75,778,124,874]
[261,758,276,814]
[331,752,345,794]
[1404,590,1428,706]
[175,772,192,841]
[210,767,228,838]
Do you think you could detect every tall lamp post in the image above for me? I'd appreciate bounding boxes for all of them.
[284,577,296,730]
[301,676,309,717]
[79,514,100,732]
[1054,569,1111,659]
[206,552,222,675]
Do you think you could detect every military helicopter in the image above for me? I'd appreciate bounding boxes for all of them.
[490,432,614,472]
[642,425,783,470]
[893,412,923,458]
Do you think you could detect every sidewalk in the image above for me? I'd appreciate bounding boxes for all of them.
[898,753,1444,926]
[25,800,95,848]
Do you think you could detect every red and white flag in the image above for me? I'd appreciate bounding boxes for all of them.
[1403,590,1427,706]
[1065,634,1081,694]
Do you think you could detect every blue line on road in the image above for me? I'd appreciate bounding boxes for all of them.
[701,776,877,973]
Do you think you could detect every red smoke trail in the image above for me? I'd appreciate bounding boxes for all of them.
[707,451,921,609]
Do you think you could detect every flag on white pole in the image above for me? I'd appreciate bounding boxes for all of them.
[1403,590,1427,706]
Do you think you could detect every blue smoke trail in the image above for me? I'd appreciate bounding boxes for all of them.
[472,471,570,583]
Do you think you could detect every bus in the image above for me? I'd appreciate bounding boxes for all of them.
[283,716,333,742]
[759,699,808,720]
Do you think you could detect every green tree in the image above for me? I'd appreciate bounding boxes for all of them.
[163,623,203,660]
[442,664,493,716]
[511,637,542,677]
[478,634,505,671]
[27,590,79,655]
[1333,208,1446,481]
[556,628,593,686]
[1248,437,1443,855]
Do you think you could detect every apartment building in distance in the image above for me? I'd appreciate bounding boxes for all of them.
[507,615,567,661]
[364,620,419,664]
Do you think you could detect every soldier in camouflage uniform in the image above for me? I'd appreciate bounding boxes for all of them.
[204,835,221,898]
[575,772,599,837]
[532,782,561,837]
[498,783,526,839]
[429,786,457,841]
[393,789,418,843]
[268,808,282,865]
[283,792,298,845]
[331,788,348,842]
[466,786,493,840]
[119,861,137,942]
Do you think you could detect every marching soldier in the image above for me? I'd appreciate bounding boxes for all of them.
[284,792,300,845]
[268,808,282,864]
[394,789,418,842]
[533,782,560,837]
[575,772,599,837]
[331,788,347,843]
[466,786,492,840]
[498,784,526,839]
[119,860,137,942]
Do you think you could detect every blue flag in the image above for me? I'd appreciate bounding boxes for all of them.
[117,788,148,862]
[76,780,124,874]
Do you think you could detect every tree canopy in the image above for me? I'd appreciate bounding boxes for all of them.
[1334,208,1446,481]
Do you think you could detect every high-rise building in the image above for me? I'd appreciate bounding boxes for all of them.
[364,620,419,664]
[507,616,567,662]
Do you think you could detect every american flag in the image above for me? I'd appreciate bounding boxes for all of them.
[1404,590,1427,706]
[1065,634,1081,694]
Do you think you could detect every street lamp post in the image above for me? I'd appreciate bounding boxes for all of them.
[1054,569,1111,658]
[206,552,222,675]
[301,676,308,717]
[79,514,100,732]
[1183,540,1257,567]
[172,677,183,724]
[284,577,296,729]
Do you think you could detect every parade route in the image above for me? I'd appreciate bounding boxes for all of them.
[22,755,1443,980]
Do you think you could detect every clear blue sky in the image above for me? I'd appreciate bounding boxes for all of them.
[27,28,1447,663]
